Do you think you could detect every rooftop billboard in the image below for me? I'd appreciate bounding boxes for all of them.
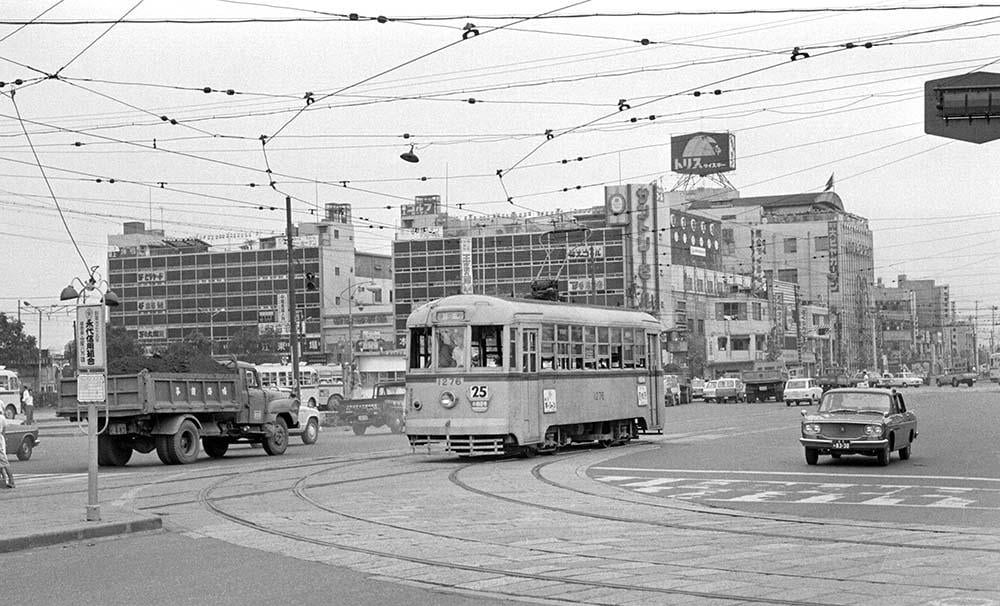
[670,132,735,175]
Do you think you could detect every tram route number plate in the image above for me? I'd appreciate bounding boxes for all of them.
[832,440,850,449]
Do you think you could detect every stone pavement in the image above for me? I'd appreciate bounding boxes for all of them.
[0,407,161,553]
[3,412,999,606]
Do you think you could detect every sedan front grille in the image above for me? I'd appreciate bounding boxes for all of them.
[817,423,866,440]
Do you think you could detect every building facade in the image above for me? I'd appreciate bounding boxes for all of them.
[107,204,393,365]
[873,278,918,373]
[686,192,873,371]
[895,274,950,373]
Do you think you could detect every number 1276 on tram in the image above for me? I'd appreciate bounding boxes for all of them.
[404,294,668,457]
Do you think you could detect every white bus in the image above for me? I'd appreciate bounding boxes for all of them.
[255,363,322,408]
[0,366,23,419]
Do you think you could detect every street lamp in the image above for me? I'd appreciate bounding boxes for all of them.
[59,268,119,522]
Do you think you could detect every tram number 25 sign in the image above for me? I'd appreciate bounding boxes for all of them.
[76,304,107,371]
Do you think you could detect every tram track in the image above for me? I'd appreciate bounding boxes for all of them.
[190,446,998,605]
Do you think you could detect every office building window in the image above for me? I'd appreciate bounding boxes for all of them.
[784,237,797,253]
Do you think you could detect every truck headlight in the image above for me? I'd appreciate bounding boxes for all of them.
[802,423,820,435]
[864,424,883,437]
[440,391,456,409]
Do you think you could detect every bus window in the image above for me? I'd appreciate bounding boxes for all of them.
[437,326,464,368]
[471,325,503,368]
[410,327,432,369]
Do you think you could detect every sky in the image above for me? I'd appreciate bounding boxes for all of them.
[2,1,1000,350]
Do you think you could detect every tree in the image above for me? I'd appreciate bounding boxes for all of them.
[0,313,39,379]
[224,328,281,364]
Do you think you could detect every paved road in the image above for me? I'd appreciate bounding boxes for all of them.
[589,385,1000,527]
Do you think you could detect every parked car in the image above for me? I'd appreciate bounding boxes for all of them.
[703,380,718,403]
[896,371,924,388]
[3,421,38,461]
[714,377,745,403]
[783,377,823,406]
[799,388,917,466]
[690,378,705,400]
[875,372,905,389]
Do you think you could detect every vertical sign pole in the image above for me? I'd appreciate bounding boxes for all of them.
[285,196,300,392]
[77,303,106,522]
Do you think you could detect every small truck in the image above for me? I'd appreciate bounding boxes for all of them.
[741,362,788,403]
[58,359,302,466]
[337,380,406,435]
[935,367,977,387]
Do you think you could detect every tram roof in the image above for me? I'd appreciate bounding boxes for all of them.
[406,294,666,329]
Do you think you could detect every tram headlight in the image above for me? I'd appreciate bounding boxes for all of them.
[440,391,457,409]
[412,400,422,411]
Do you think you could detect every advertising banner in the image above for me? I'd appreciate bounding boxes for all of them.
[460,236,473,294]
[670,132,735,175]
[604,185,630,225]
[827,220,840,292]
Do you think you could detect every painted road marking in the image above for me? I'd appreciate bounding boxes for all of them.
[592,466,1000,484]
[17,473,87,485]
[592,474,1000,510]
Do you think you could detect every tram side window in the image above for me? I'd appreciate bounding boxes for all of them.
[584,325,597,370]
[540,324,555,370]
[623,326,635,368]
[471,325,503,368]
[409,327,432,369]
[556,324,570,370]
[597,326,611,369]
[509,329,518,369]
[610,327,622,368]
[571,325,584,369]
[635,330,647,368]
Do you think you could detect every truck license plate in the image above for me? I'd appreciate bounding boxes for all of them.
[356,415,368,421]
[832,440,849,449]
[758,386,767,391]
[109,423,128,435]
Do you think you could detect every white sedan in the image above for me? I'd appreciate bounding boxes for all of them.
[783,378,823,406]
[896,372,924,388]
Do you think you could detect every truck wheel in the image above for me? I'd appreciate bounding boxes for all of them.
[203,437,229,458]
[16,436,34,461]
[326,394,342,411]
[4,405,15,419]
[263,417,288,456]
[352,423,367,436]
[97,434,133,467]
[160,420,201,464]
[387,415,404,434]
[804,449,819,465]
[301,418,319,444]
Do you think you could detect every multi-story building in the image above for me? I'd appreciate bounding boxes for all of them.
[107,204,394,365]
[686,191,874,370]
[873,278,918,373]
[896,274,950,372]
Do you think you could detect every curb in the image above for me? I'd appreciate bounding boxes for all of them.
[0,516,162,554]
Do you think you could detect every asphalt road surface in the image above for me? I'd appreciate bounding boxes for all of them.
[588,384,1000,528]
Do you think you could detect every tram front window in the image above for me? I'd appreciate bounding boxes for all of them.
[437,326,465,368]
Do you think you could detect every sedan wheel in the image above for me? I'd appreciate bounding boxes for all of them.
[804,448,819,465]
[876,446,890,466]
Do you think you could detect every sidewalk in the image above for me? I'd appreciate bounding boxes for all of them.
[0,407,162,554]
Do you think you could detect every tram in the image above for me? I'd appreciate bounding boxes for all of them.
[404,295,668,457]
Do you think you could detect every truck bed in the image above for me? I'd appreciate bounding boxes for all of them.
[58,372,245,417]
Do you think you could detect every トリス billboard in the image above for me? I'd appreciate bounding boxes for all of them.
[670,132,735,175]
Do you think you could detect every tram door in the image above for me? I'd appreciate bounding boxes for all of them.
[516,326,542,444]
[646,333,664,432]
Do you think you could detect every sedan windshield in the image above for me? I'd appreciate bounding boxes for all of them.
[819,392,890,413]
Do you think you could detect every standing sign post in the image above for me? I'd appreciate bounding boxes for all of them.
[76,303,107,522]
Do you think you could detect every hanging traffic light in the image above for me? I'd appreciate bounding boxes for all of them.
[305,272,318,291]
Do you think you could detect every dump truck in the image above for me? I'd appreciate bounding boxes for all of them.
[740,361,788,403]
[57,358,301,466]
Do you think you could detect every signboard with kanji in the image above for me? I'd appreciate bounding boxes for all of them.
[76,305,106,370]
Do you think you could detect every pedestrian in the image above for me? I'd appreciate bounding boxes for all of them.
[0,414,14,488]
[21,385,34,426]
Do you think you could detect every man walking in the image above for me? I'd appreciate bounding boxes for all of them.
[0,413,14,488]
[21,385,34,425]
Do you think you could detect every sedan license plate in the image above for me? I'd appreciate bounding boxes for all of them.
[356,415,368,421]
[832,440,850,449]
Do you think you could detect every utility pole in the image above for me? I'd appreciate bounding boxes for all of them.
[992,305,997,356]
[285,196,300,393]
[974,300,979,372]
